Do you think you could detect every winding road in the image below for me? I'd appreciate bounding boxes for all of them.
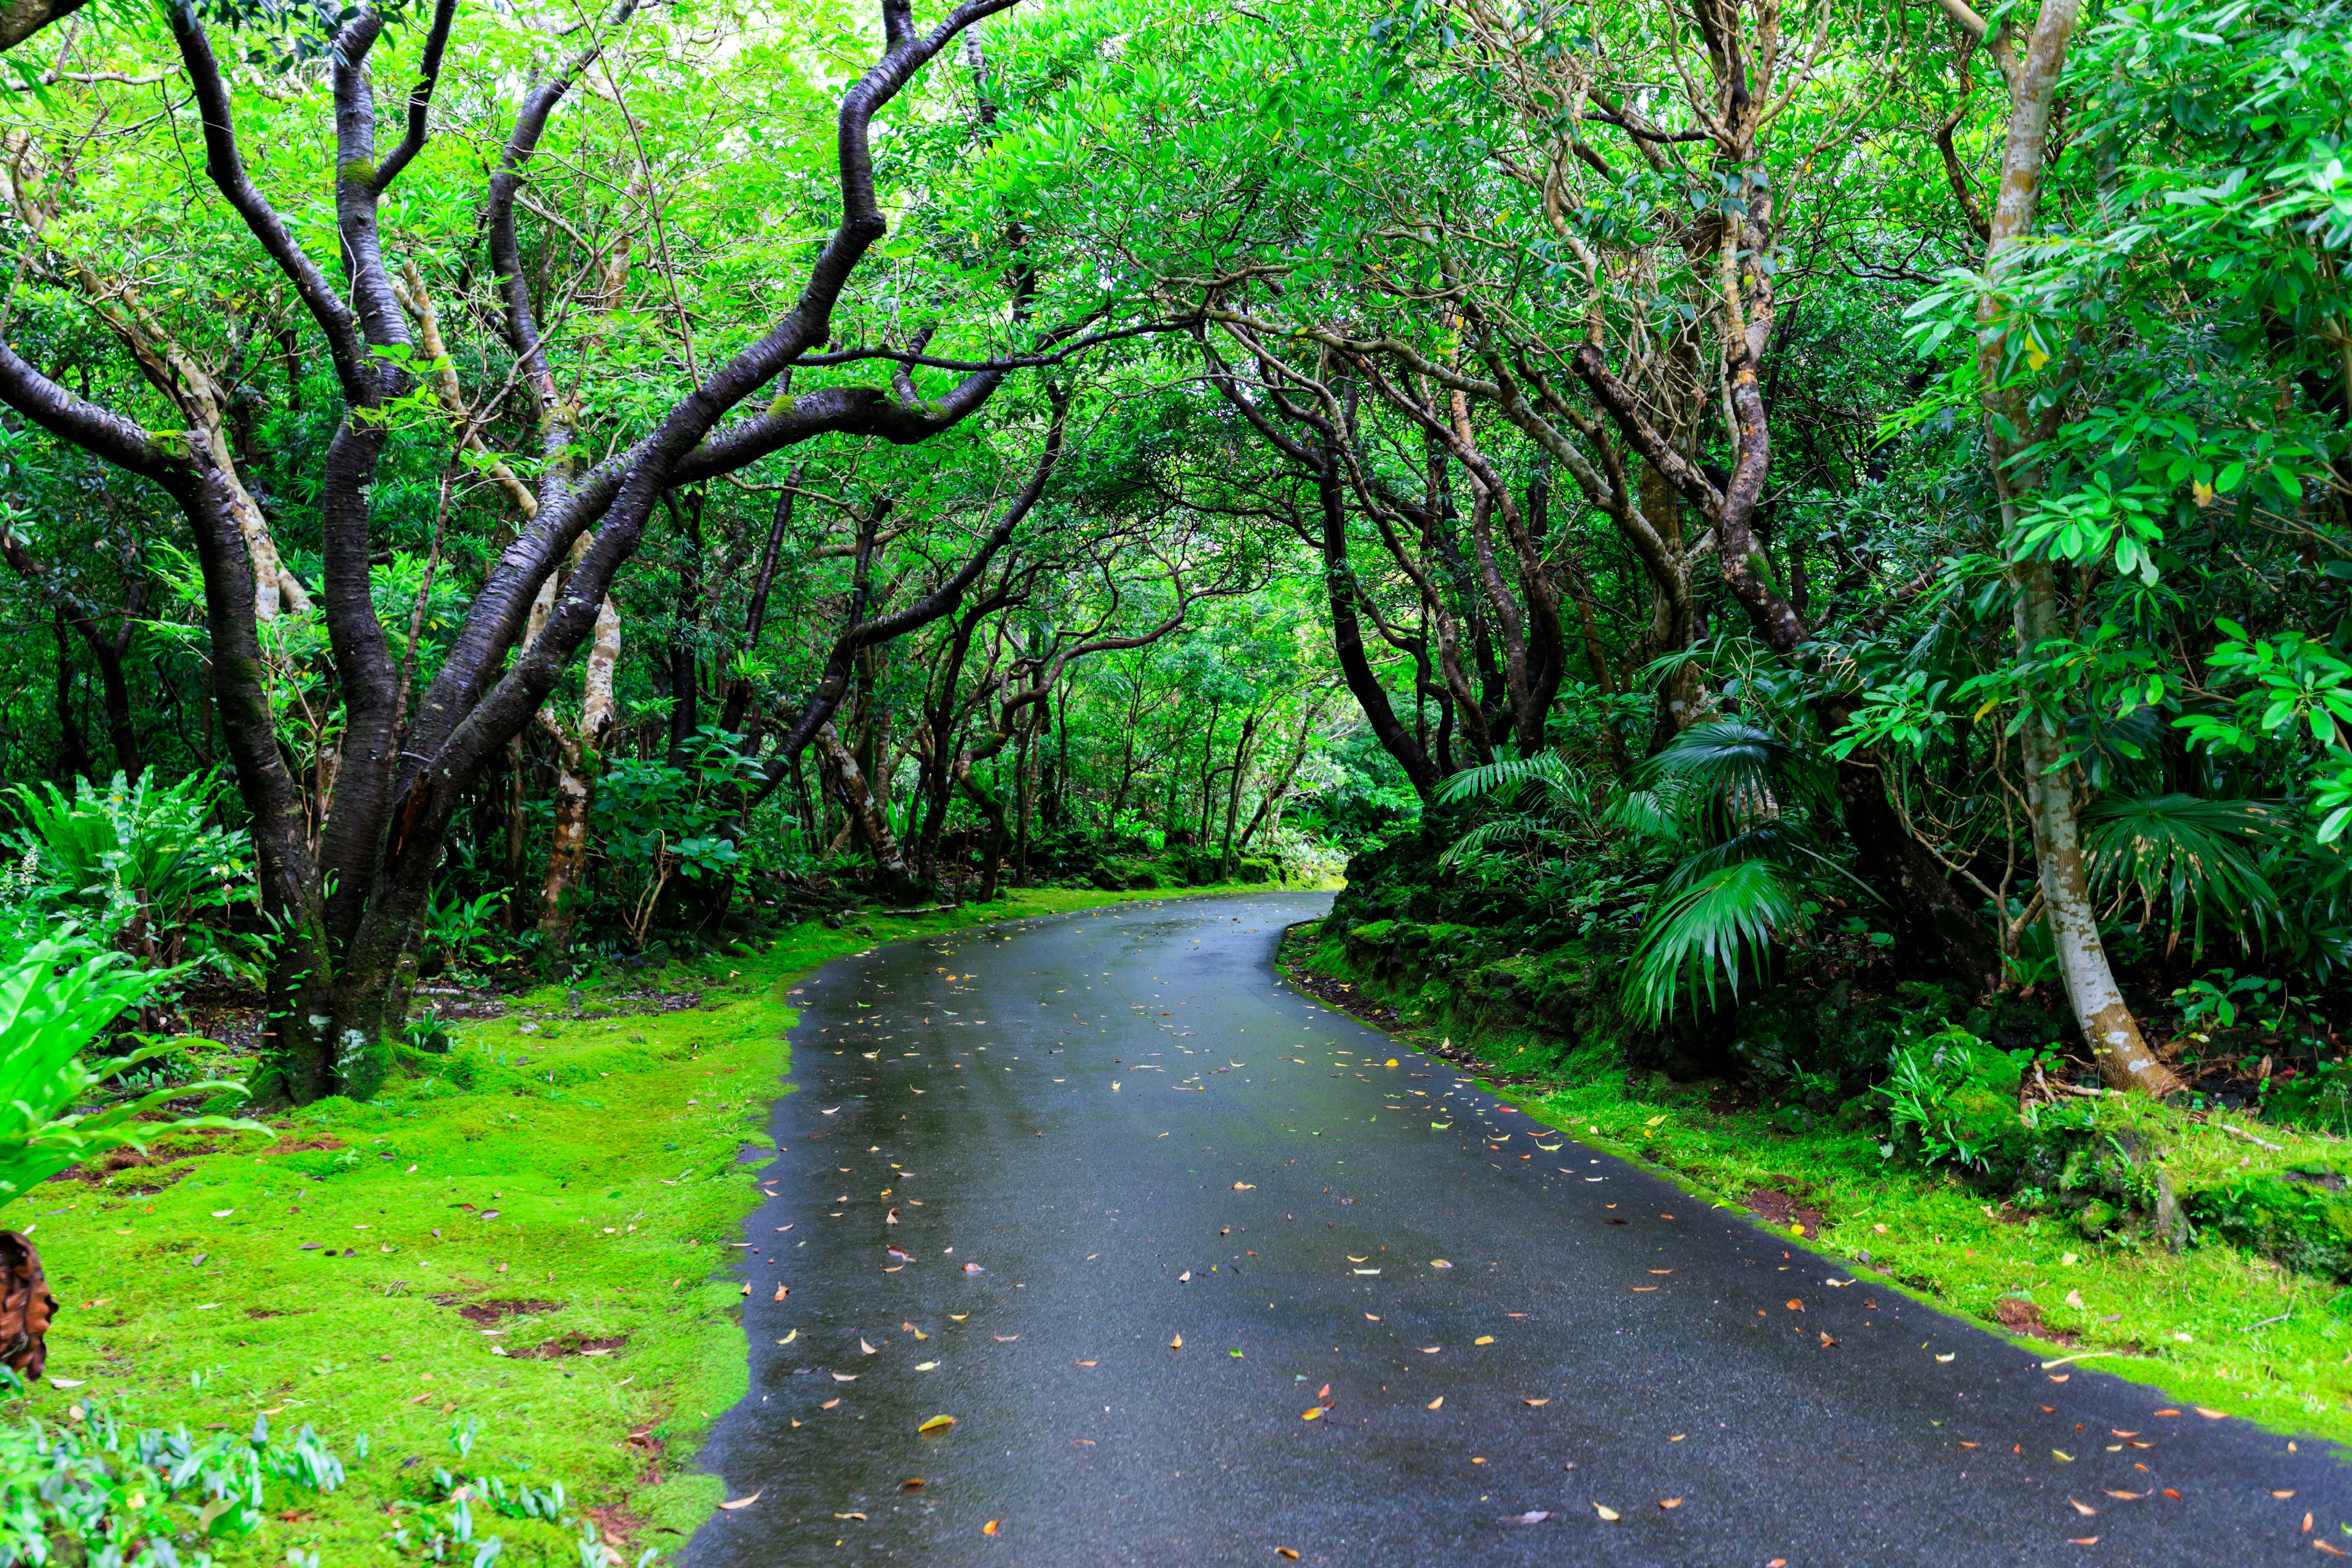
[684,891,2346,1566]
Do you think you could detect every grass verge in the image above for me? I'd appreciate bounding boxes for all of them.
[1278,918,2352,1447]
[13,881,1287,1567]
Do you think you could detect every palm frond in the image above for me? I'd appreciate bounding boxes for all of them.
[1438,816,1569,867]
[1656,821,1816,898]
[1625,858,1804,1025]
[2083,792,2280,953]
[1631,720,1829,825]
[1435,750,1574,805]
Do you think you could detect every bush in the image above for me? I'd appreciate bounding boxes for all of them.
[1877,1025,2034,1172]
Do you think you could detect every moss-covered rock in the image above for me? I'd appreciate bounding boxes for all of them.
[2185,1170,2352,1281]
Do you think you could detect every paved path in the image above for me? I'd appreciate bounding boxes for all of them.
[684,891,2348,1566]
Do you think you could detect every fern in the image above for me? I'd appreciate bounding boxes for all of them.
[1625,859,1802,1025]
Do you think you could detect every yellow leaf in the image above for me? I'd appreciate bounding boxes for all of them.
[720,1492,761,1511]
[1301,1407,1322,1420]
[1595,1504,1620,1521]
[918,1415,956,1433]
[1475,1336,1495,1346]
[1427,1396,1442,1409]
[982,1520,1000,1536]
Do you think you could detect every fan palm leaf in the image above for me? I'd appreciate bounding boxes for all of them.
[2082,792,2279,954]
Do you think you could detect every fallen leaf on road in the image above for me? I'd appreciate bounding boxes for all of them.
[821,1108,839,1116]
[2154,1408,2179,1416]
[2162,1489,2180,1499]
[1524,1398,1548,1407]
[1594,1505,1619,1521]
[2070,1499,2097,1516]
[834,1373,857,1382]
[1365,1313,1381,1321]
[915,1361,937,1371]
[779,1329,797,1345]
[963,1263,985,1274]
[1819,1333,1839,1348]
[1179,1272,1191,1282]
[1275,1550,1297,1560]
[918,1415,956,1433]
[1301,1408,1323,1420]
[1234,1183,1253,1190]
[2065,1538,2097,1547]
[902,1479,925,1491]
[2054,1450,2073,1461]
[1076,1360,1096,1366]
[1786,1300,1802,1311]
[821,1398,840,1409]
[1170,1335,1183,1350]
[1431,1260,1452,1270]
[2103,1490,2146,1500]
[982,1520,1000,1536]
[951,1313,969,1321]
[1475,1336,1495,1345]
[834,1512,865,1521]
[2315,1541,2346,1556]
[2195,1407,2227,1419]
[995,1335,1019,1342]
[1419,1346,1441,1354]
[1660,1498,1681,1509]
[1348,1255,1368,1262]
[719,1493,760,1510]
[1936,1354,1956,1363]
[2276,1491,2299,1499]
[861,1339,876,1354]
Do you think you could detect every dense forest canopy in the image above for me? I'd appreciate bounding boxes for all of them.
[1,0,2348,1115]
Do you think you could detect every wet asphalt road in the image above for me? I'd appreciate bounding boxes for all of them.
[684,891,2350,1566]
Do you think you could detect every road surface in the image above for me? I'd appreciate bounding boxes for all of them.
[683,891,2345,1566]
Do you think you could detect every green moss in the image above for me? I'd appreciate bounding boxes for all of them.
[13,882,1267,1566]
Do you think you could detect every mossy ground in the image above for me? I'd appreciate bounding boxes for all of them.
[15,883,1280,1567]
[1283,919,2352,1449]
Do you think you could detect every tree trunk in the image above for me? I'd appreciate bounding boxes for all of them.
[537,595,621,965]
[1970,0,2176,1092]
[817,719,908,875]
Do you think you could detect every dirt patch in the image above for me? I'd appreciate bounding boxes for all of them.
[254,1137,349,1158]
[437,1297,562,1324]
[51,1148,195,1192]
[1992,1294,2078,1347]
[412,984,510,1022]
[586,1502,648,1554]
[1744,1187,1828,1238]
[513,1332,627,1360]
[598,989,704,1015]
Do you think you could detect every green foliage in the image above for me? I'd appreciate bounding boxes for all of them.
[5,771,250,956]
[1626,859,1803,1025]
[1877,1025,2027,1171]
[2082,792,2281,953]
[0,930,265,1210]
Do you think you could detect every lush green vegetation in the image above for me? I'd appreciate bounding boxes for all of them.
[2,0,2352,1553]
